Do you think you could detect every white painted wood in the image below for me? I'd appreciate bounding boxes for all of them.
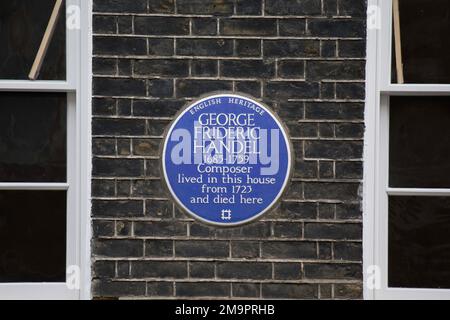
[0,284,78,300]
[0,183,69,190]
[0,81,75,91]
[78,0,93,301]
[366,0,450,300]
[0,0,91,300]
[387,188,450,196]
[379,0,393,89]
[381,84,450,95]
[363,0,380,301]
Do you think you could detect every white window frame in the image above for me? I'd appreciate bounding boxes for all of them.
[365,0,450,300]
[0,0,91,300]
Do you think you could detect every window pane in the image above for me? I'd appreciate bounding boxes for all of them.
[0,0,66,80]
[389,196,450,289]
[389,96,450,188]
[0,93,67,182]
[0,191,66,282]
[392,0,450,83]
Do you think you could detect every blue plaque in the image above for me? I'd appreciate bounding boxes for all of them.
[162,93,292,226]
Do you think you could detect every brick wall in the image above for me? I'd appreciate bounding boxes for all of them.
[91,0,366,299]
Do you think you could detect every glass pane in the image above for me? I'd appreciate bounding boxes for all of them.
[391,0,450,84]
[0,93,67,182]
[389,96,450,188]
[389,196,450,289]
[0,0,66,80]
[0,191,66,282]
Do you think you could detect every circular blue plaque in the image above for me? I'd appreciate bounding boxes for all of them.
[162,93,292,226]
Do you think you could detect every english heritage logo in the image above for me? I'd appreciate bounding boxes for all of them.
[162,93,292,226]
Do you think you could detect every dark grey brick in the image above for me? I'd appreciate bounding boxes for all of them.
[92,280,146,297]
[134,221,187,237]
[306,61,365,81]
[192,60,218,77]
[93,15,116,34]
[175,241,229,258]
[94,0,147,13]
[265,81,320,100]
[262,283,318,299]
[334,242,362,261]
[93,220,115,237]
[336,161,363,179]
[93,158,143,177]
[133,99,184,117]
[192,18,218,36]
[117,16,132,34]
[92,200,144,217]
[336,83,365,100]
[93,138,115,156]
[149,0,175,13]
[132,261,187,278]
[278,60,305,78]
[267,202,317,220]
[273,222,303,238]
[264,40,320,57]
[148,39,174,56]
[134,16,189,35]
[92,179,115,197]
[145,200,173,219]
[134,59,189,77]
[220,18,277,36]
[305,102,364,120]
[231,241,260,258]
[236,0,262,15]
[339,40,366,58]
[145,240,173,257]
[235,39,261,57]
[339,0,366,17]
[217,262,272,280]
[177,0,234,15]
[176,80,232,98]
[148,79,174,98]
[94,36,146,55]
[322,41,337,58]
[189,262,215,278]
[132,139,160,157]
[221,60,275,78]
[334,284,363,299]
[176,282,230,297]
[304,223,362,240]
[279,19,306,36]
[177,39,233,56]
[93,78,146,96]
[303,183,360,201]
[265,0,321,15]
[308,19,366,38]
[304,263,362,280]
[336,203,362,220]
[93,239,143,257]
[235,81,261,98]
[273,263,302,280]
[147,282,174,297]
[232,283,260,297]
[305,141,363,159]
[262,241,316,259]
[93,261,115,279]
[93,98,116,116]
[215,222,271,238]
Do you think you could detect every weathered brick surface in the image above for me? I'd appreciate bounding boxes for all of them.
[92,0,366,299]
